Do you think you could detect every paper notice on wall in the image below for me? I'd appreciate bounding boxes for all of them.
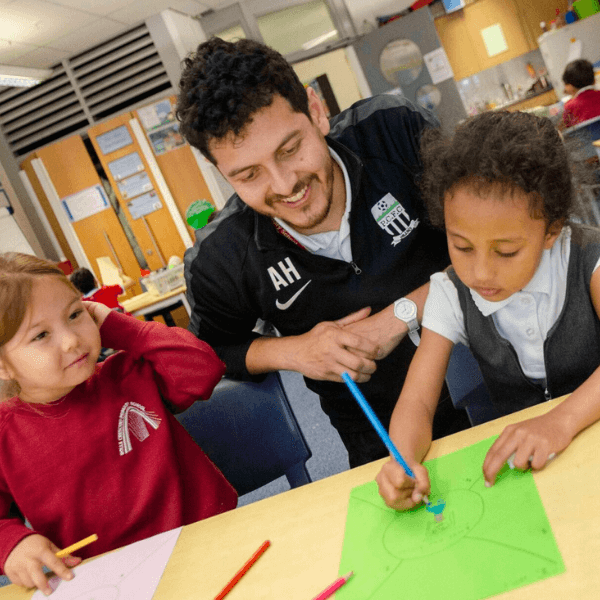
[481,23,509,58]
[61,185,110,223]
[424,47,454,84]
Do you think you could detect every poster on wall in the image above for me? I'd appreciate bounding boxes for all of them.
[96,125,133,155]
[147,123,185,156]
[127,191,162,220]
[423,47,454,84]
[108,152,144,181]
[137,99,176,131]
[61,185,110,223]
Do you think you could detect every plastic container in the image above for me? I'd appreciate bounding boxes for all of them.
[141,263,185,295]
[573,0,600,19]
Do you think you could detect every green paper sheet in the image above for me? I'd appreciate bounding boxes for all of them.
[337,436,564,600]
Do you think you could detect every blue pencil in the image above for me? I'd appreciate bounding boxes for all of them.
[341,372,430,506]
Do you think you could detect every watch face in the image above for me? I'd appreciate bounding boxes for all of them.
[395,300,417,320]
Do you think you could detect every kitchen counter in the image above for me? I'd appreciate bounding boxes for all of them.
[498,87,558,112]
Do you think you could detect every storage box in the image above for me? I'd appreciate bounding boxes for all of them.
[142,263,185,295]
[573,0,600,19]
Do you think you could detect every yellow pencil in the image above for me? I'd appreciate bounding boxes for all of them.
[55,534,98,558]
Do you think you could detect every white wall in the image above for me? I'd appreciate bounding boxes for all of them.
[0,208,34,254]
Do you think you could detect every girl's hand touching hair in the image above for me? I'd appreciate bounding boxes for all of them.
[82,301,112,329]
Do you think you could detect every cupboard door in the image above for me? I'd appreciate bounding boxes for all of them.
[30,135,142,295]
[88,112,189,270]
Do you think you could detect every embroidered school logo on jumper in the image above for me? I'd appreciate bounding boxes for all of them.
[118,402,162,456]
[371,193,419,246]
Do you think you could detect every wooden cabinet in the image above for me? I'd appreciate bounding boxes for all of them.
[434,0,569,81]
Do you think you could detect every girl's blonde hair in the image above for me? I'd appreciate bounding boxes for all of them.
[0,253,79,399]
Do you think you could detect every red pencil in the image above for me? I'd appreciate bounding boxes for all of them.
[312,571,354,600]
[214,540,271,600]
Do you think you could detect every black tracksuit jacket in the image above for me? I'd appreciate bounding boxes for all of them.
[184,95,450,427]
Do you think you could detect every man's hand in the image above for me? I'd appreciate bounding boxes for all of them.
[341,305,407,361]
[4,535,81,596]
[287,308,380,382]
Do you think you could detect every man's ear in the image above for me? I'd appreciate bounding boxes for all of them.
[544,220,564,250]
[306,85,330,136]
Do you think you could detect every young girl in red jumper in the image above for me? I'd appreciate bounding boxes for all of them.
[0,253,236,595]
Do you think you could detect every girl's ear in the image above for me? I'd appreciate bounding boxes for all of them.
[544,220,564,250]
[0,356,14,381]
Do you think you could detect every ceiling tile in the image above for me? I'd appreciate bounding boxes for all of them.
[9,45,71,69]
[168,0,210,16]
[107,0,187,24]
[48,17,127,54]
[50,0,138,17]
[0,0,98,46]
[0,38,38,64]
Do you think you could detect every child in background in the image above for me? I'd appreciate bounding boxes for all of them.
[69,267,134,313]
[0,253,236,595]
[376,111,600,511]
[561,59,600,128]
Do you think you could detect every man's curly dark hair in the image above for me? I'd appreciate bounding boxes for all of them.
[176,37,310,165]
[419,110,575,229]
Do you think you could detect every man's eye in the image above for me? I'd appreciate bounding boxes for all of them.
[282,142,300,156]
[497,250,519,258]
[454,246,472,253]
[240,169,258,182]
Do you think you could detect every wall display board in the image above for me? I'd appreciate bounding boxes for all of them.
[127,191,162,220]
[95,125,133,155]
[108,152,145,181]
[117,172,154,199]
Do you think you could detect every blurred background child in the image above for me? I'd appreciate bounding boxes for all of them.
[561,58,600,128]
[69,266,134,313]
[0,253,236,595]
[376,111,600,511]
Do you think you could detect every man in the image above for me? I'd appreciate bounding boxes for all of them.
[177,38,464,468]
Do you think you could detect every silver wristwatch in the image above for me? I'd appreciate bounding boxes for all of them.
[393,298,420,347]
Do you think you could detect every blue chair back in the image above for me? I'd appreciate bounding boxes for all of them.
[563,115,600,161]
[176,372,312,496]
[445,343,500,426]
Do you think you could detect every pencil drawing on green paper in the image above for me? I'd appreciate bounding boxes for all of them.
[337,437,564,600]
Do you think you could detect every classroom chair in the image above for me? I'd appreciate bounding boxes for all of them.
[445,343,500,426]
[562,115,600,226]
[176,371,312,497]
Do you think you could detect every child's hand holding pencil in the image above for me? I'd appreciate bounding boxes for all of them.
[4,533,96,596]
[4,534,81,596]
[376,457,431,511]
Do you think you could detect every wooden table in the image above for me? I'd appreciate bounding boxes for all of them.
[121,286,189,325]
[1,397,599,599]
